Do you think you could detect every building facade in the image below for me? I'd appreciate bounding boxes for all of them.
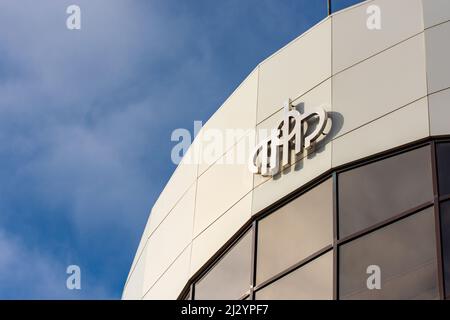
[123,0,450,300]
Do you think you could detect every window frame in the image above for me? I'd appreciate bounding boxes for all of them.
[178,137,450,300]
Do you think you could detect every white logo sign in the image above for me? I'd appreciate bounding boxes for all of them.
[249,99,329,176]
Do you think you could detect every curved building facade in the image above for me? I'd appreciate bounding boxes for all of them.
[123,0,450,300]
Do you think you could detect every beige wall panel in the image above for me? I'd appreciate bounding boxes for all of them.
[333,34,427,138]
[429,88,450,136]
[147,146,198,236]
[190,193,252,277]
[122,246,147,300]
[126,221,150,283]
[426,21,450,94]
[333,0,424,74]
[194,134,254,236]
[332,98,429,167]
[257,19,331,123]
[198,69,258,175]
[143,245,191,300]
[422,0,450,28]
[142,184,196,293]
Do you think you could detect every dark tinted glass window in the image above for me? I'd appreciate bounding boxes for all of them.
[338,146,433,238]
[255,251,333,300]
[256,179,333,285]
[439,201,450,295]
[437,143,450,196]
[339,207,438,300]
[194,231,252,300]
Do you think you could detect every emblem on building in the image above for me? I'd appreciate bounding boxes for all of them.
[249,99,329,177]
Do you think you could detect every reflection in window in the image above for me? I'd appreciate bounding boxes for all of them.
[194,231,252,300]
[256,179,333,285]
[338,146,433,238]
[439,201,450,295]
[339,207,438,300]
[255,251,333,300]
[437,143,450,196]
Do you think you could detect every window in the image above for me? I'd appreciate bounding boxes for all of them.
[439,201,450,296]
[338,146,433,238]
[339,207,438,300]
[437,143,450,196]
[256,179,333,285]
[255,251,333,300]
[194,230,252,300]
[182,140,448,300]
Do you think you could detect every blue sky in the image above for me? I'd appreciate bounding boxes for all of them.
[0,0,362,299]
